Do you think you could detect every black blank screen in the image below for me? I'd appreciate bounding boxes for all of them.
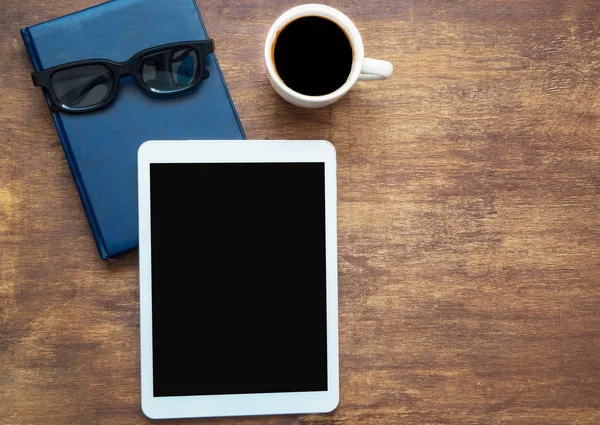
[150,163,327,397]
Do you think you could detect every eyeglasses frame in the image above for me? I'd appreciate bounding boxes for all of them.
[31,39,215,113]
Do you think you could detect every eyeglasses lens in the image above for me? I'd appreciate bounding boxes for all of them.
[141,47,200,94]
[51,64,114,110]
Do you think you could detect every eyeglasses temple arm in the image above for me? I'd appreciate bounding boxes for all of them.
[31,72,41,86]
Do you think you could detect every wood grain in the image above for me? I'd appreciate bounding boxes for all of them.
[1,0,599,424]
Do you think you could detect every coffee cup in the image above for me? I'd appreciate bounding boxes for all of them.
[264,4,393,108]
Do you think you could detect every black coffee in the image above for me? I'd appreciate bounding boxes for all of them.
[274,16,353,96]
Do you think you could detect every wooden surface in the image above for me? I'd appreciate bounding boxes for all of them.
[1,0,599,424]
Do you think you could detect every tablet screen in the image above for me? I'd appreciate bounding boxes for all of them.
[150,162,327,397]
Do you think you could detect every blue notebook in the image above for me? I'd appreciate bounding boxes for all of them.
[21,0,246,259]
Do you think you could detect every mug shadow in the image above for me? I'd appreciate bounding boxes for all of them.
[261,80,358,140]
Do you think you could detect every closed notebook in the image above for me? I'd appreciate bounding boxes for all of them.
[21,0,246,259]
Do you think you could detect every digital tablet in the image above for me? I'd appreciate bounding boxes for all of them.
[138,140,338,419]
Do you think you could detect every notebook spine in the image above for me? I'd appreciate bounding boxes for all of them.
[20,28,110,259]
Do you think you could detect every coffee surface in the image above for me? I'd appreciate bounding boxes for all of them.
[274,16,353,96]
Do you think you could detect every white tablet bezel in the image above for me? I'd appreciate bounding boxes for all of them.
[138,140,338,419]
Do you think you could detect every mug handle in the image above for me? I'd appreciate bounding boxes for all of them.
[358,58,394,81]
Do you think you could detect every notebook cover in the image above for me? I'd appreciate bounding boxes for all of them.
[21,0,246,259]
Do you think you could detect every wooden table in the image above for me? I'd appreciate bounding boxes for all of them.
[2,1,599,424]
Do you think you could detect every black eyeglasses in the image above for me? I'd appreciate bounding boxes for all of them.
[31,40,215,113]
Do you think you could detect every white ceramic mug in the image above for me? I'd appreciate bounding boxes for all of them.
[264,4,393,108]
